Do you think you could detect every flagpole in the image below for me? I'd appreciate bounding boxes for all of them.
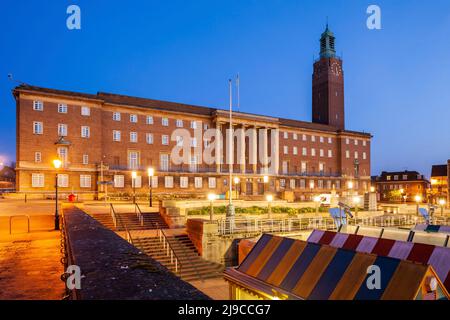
[226,78,235,230]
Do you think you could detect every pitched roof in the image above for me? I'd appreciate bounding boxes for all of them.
[431,165,448,177]
[224,234,448,300]
[308,230,450,293]
[13,84,371,136]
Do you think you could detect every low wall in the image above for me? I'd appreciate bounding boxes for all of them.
[62,205,209,300]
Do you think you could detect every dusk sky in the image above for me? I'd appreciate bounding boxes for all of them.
[1,0,449,176]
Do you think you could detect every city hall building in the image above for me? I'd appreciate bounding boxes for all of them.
[13,26,372,200]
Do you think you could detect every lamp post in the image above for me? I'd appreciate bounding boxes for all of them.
[439,199,446,216]
[415,195,422,216]
[266,194,273,219]
[233,177,240,200]
[131,171,137,204]
[147,167,154,207]
[53,159,62,231]
[208,193,216,221]
[309,180,315,200]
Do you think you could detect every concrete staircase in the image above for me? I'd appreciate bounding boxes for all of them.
[134,234,224,282]
[91,212,169,231]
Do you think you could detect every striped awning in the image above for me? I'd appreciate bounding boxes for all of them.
[308,230,450,293]
[225,234,447,300]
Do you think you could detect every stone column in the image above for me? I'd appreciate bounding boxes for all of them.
[239,124,246,174]
[272,128,280,175]
[250,126,258,174]
[215,123,222,173]
[261,128,268,174]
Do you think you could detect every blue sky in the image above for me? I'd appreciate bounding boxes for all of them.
[1,0,449,176]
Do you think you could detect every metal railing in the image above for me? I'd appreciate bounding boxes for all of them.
[156,229,181,275]
[109,203,118,228]
[60,209,79,300]
[216,214,425,235]
[134,203,144,227]
[110,203,134,244]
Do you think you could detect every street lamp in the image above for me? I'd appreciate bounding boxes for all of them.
[399,188,405,203]
[53,159,62,230]
[266,194,274,219]
[147,167,154,207]
[313,196,321,215]
[439,199,446,216]
[370,186,375,193]
[233,177,240,200]
[131,171,137,204]
[208,193,216,221]
[415,195,422,215]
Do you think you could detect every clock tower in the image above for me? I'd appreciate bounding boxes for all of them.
[312,25,345,130]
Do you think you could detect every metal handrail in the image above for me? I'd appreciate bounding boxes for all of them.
[9,215,30,234]
[135,203,144,226]
[109,203,118,228]
[157,229,182,275]
[110,203,134,245]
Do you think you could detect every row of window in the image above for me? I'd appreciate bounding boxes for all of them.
[385,174,422,181]
[113,112,204,129]
[33,101,91,116]
[281,132,368,147]
[345,150,367,160]
[32,173,91,188]
[33,122,91,138]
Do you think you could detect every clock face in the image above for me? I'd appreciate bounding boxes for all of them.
[331,62,342,76]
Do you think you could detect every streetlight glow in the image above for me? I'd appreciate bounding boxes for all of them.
[313,196,321,203]
[353,196,361,204]
[370,186,375,193]
[233,177,240,184]
[53,159,62,169]
[266,194,274,202]
[131,171,137,179]
[147,167,154,177]
[439,199,446,206]
[263,175,269,183]
[208,193,217,201]
[347,181,353,189]
[415,195,422,203]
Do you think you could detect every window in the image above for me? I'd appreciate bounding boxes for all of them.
[160,154,169,171]
[33,122,43,134]
[318,180,324,189]
[176,119,183,128]
[146,133,153,144]
[293,147,298,155]
[82,154,89,165]
[194,177,202,188]
[57,174,69,188]
[162,117,169,126]
[354,151,359,159]
[320,136,324,143]
[81,106,90,116]
[151,176,158,188]
[311,136,316,142]
[33,100,43,111]
[204,123,209,130]
[58,124,67,137]
[190,121,197,129]
[311,148,316,157]
[293,133,298,140]
[282,161,288,174]
[301,162,307,174]
[363,152,367,160]
[189,155,199,172]
[34,152,41,163]
[290,179,296,189]
[165,176,174,188]
[319,149,324,157]
[354,139,358,146]
[114,175,124,188]
[283,146,288,154]
[57,147,68,166]
[80,175,91,188]
[191,137,197,148]
[302,147,307,156]
[130,132,138,143]
[146,116,153,124]
[113,130,121,142]
[280,179,286,188]
[328,150,332,158]
[387,176,391,181]
[113,112,121,121]
[283,132,288,139]
[58,104,68,113]
[180,177,188,188]
[162,135,169,145]
[327,180,332,189]
[128,151,139,169]
[346,138,350,144]
[81,126,90,138]
[363,140,367,147]
[130,114,138,123]
[328,137,332,144]
[394,175,399,181]
[336,181,341,189]
[208,177,216,188]
[300,179,306,189]
[302,134,307,141]
[403,175,408,180]
[31,173,44,187]
[345,150,350,159]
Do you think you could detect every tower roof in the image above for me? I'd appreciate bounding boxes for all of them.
[320,24,336,58]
